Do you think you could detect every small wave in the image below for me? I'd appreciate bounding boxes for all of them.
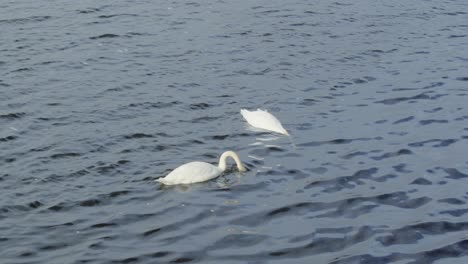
[89,33,120,39]
[408,139,457,147]
[370,149,412,160]
[0,112,25,120]
[393,116,414,124]
[419,119,449,125]
[442,168,468,179]
[0,15,52,25]
[375,92,446,105]
[123,133,154,139]
[0,135,17,142]
[98,14,138,19]
[127,101,181,109]
[50,152,81,159]
[299,137,379,147]
[189,103,211,110]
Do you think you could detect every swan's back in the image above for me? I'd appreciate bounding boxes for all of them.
[241,109,288,135]
[157,161,221,185]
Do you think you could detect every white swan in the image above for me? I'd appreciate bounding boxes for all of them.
[156,151,246,185]
[240,109,289,135]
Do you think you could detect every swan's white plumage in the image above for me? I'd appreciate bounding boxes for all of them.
[157,162,221,185]
[156,151,246,185]
[240,109,289,135]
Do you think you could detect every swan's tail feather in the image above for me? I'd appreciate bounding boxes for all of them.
[155,177,169,185]
[240,109,249,119]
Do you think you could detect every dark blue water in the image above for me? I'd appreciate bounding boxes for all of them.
[1,1,468,263]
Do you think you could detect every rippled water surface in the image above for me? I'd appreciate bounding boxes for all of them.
[2,1,468,263]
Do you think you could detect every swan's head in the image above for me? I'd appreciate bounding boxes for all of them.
[237,163,247,172]
[219,150,247,173]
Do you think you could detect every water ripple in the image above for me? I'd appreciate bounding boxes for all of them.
[2,0,468,263]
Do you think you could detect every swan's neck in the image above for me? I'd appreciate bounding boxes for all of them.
[218,151,246,172]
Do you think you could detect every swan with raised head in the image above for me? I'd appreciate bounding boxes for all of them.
[240,109,289,135]
[156,151,246,185]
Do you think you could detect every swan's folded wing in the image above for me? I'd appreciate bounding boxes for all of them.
[241,109,268,127]
[240,109,288,135]
[159,162,221,185]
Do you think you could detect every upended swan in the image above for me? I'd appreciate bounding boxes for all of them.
[156,151,246,185]
[240,109,289,135]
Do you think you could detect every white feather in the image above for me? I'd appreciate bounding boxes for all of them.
[240,109,289,135]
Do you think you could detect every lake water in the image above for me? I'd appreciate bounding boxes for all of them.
[1,1,468,263]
